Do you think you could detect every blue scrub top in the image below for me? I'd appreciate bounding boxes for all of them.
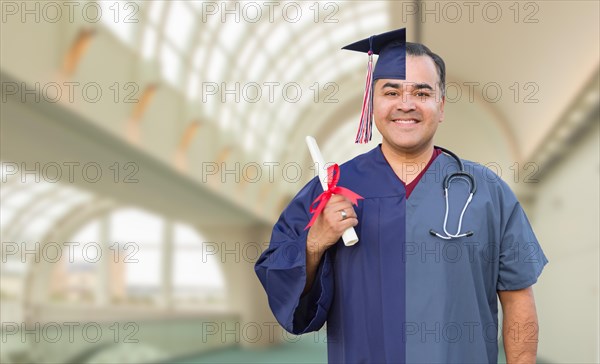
[255,144,548,363]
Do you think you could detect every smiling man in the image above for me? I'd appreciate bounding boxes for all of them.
[255,28,548,364]
[373,55,445,185]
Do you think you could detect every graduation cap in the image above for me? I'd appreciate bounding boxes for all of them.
[342,28,406,143]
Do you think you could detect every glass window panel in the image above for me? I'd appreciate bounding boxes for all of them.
[0,208,15,229]
[165,1,195,52]
[192,47,206,70]
[2,188,37,208]
[25,182,55,195]
[188,1,205,11]
[125,248,161,287]
[142,27,157,60]
[2,258,27,275]
[160,44,182,87]
[205,47,225,82]
[109,208,163,243]
[268,30,291,56]
[174,223,202,245]
[243,133,254,151]
[219,105,232,130]
[148,1,165,24]
[187,72,200,100]
[236,37,259,78]
[248,112,260,129]
[173,248,224,289]
[262,149,273,163]
[246,51,267,80]
[173,223,224,292]
[70,219,101,242]
[24,217,54,240]
[99,1,137,46]
[358,11,387,29]
[218,22,247,55]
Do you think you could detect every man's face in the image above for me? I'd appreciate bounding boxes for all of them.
[373,55,445,155]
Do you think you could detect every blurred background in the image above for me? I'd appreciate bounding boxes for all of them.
[1,1,598,363]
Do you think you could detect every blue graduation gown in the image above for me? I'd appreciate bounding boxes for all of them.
[255,145,547,363]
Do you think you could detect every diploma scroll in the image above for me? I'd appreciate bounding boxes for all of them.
[305,136,359,246]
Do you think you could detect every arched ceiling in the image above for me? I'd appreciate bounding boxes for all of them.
[2,0,598,221]
[96,0,598,167]
[135,1,390,162]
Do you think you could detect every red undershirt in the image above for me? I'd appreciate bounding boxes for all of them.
[404,147,443,199]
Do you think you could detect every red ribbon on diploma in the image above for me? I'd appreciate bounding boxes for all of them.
[305,164,364,230]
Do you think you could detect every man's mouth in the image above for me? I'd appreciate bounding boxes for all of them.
[392,119,419,124]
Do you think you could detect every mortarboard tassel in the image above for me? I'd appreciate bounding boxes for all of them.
[344,29,406,143]
[355,50,374,144]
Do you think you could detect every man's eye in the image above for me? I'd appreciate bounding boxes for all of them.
[416,91,430,97]
[386,91,399,96]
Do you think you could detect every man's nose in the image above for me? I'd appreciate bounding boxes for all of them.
[395,94,416,111]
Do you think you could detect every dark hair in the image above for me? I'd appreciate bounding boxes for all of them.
[406,42,446,97]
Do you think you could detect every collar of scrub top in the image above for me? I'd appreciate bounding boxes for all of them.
[342,28,407,144]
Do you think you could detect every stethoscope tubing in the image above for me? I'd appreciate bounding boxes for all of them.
[429,146,476,240]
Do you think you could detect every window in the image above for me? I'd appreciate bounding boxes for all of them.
[173,223,225,305]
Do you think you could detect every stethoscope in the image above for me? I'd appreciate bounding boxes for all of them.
[429,146,477,240]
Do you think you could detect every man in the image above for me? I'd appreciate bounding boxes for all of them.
[255,28,547,363]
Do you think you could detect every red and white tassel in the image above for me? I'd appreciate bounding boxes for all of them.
[355,51,374,144]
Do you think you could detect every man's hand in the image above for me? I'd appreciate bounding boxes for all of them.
[498,287,539,364]
[302,195,358,294]
[307,194,359,255]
